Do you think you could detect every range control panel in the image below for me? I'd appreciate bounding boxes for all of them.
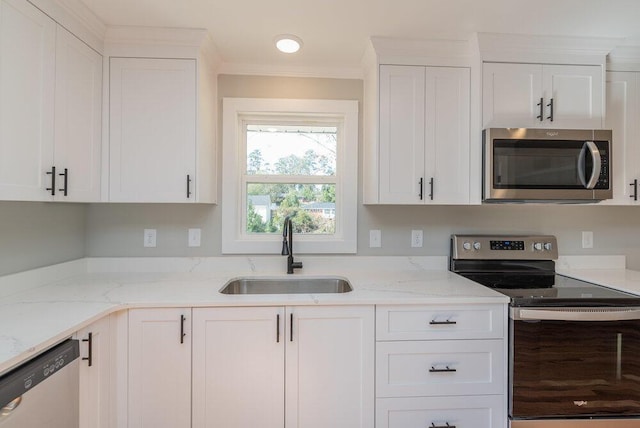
[451,235,558,260]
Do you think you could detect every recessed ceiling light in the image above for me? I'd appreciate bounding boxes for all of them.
[275,34,303,54]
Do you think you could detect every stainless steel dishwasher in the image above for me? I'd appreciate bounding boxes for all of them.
[0,339,79,428]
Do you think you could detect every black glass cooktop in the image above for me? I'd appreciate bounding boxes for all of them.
[458,272,640,307]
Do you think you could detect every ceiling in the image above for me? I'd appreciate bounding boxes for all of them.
[78,0,640,75]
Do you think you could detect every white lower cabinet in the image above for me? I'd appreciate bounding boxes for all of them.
[192,305,375,428]
[74,316,111,428]
[127,308,191,428]
[376,305,507,428]
[377,395,505,428]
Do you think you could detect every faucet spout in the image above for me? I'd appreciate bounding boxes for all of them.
[282,216,303,274]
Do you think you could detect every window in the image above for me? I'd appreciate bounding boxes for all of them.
[222,98,358,254]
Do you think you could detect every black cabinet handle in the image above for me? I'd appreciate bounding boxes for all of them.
[536,97,544,121]
[58,168,68,196]
[276,314,280,343]
[547,98,554,122]
[46,166,56,196]
[429,177,434,201]
[429,366,457,373]
[187,175,192,198]
[290,313,293,342]
[429,319,456,325]
[82,332,93,367]
[431,423,456,428]
[180,314,186,344]
[631,179,638,201]
[419,177,424,200]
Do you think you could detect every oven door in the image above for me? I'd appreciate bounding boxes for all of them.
[510,307,640,421]
[483,128,612,201]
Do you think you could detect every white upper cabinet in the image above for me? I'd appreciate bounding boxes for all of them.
[378,65,470,204]
[54,26,102,202]
[109,58,197,202]
[0,0,56,200]
[0,0,102,202]
[483,62,603,129]
[605,71,640,204]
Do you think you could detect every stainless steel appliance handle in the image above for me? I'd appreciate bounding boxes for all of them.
[514,308,640,321]
[0,397,22,419]
[577,141,601,189]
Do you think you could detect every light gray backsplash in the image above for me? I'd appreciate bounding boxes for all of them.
[84,74,640,270]
[0,202,86,275]
[85,202,640,269]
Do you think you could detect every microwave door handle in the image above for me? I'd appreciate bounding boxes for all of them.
[577,141,601,189]
[584,141,601,189]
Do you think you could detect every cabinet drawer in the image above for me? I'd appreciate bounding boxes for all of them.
[376,395,505,428]
[376,304,505,341]
[376,340,504,397]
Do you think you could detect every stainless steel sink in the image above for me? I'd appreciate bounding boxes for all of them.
[220,277,353,294]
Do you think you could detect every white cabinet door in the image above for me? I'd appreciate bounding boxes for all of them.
[544,65,603,128]
[128,308,191,428]
[379,65,470,204]
[427,67,470,204]
[482,63,543,129]
[54,26,102,202]
[605,71,640,204]
[285,305,375,428]
[0,0,55,200]
[192,307,285,428]
[483,63,603,129]
[379,65,426,204]
[76,316,111,428]
[109,58,196,202]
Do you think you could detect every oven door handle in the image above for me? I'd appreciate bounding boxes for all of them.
[577,141,601,190]
[514,308,640,321]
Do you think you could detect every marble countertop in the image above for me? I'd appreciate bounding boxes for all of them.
[0,256,508,375]
[2,254,637,376]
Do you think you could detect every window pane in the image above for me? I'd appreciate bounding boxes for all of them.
[246,183,336,234]
[246,124,337,176]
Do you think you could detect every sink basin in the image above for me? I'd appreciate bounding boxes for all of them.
[220,277,353,295]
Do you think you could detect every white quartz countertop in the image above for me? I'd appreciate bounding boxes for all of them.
[0,256,508,375]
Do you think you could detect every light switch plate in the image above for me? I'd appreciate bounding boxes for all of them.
[582,231,593,249]
[369,230,381,248]
[188,228,201,247]
[144,229,157,248]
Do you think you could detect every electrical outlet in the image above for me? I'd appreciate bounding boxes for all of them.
[582,231,593,249]
[188,228,201,247]
[411,230,423,248]
[369,230,381,248]
[144,229,157,248]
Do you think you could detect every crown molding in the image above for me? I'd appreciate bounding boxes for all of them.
[218,62,364,80]
[476,32,623,65]
[608,45,640,71]
[368,36,471,67]
[28,0,106,52]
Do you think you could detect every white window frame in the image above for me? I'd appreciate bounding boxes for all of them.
[222,98,358,254]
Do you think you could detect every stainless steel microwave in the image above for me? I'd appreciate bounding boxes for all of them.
[483,128,612,202]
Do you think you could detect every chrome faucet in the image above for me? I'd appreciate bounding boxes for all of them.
[281,215,303,274]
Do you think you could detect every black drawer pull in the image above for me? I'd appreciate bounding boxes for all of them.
[431,423,456,428]
[82,332,93,367]
[429,366,457,373]
[429,319,456,325]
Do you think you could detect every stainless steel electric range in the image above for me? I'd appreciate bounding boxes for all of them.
[450,235,640,428]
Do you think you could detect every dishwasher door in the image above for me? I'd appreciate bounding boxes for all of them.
[0,339,79,428]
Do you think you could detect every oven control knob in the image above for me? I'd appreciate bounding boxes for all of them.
[473,242,482,250]
[544,242,553,251]
[534,242,543,251]
[463,242,471,251]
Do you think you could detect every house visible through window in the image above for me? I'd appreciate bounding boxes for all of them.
[245,124,337,235]
[222,98,358,254]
